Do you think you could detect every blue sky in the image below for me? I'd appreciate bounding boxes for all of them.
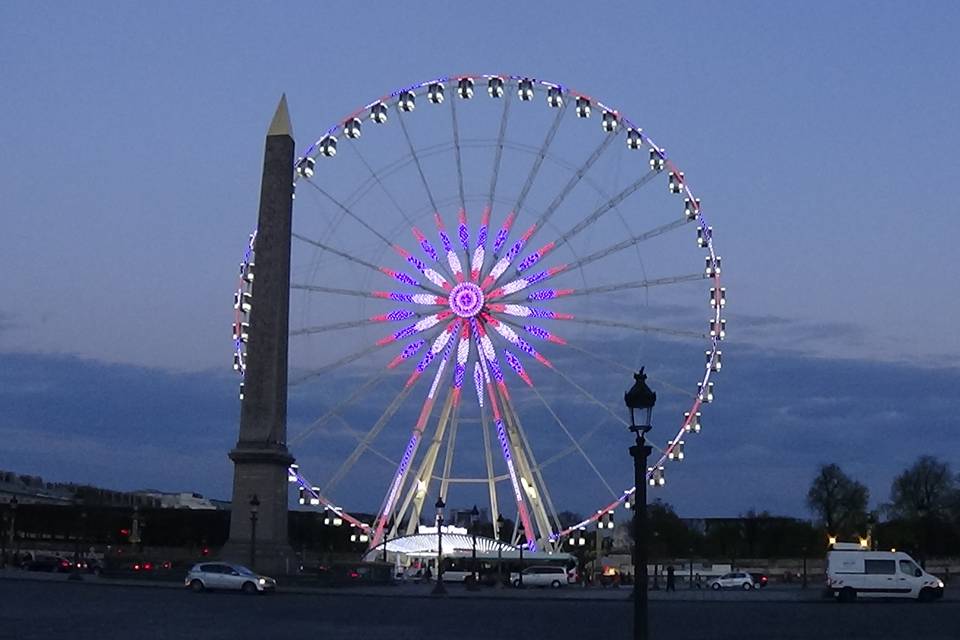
[1,2,958,519]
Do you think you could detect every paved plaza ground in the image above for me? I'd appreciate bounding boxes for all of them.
[1,573,957,639]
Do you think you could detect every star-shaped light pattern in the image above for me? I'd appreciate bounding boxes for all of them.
[361,204,578,549]
[234,75,724,551]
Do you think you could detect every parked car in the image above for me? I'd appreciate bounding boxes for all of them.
[709,572,758,590]
[749,572,769,588]
[826,542,944,602]
[26,556,72,573]
[510,566,570,588]
[184,562,277,594]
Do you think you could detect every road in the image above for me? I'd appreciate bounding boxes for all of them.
[1,579,957,639]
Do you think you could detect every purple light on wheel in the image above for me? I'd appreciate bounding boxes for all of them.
[380,268,419,287]
[477,207,490,249]
[458,209,469,251]
[413,227,439,262]
[449,282,485,318]
[386,309,416,321]
[493,211,515,255]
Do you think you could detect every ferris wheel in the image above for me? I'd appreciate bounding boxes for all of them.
[233,74,724,552]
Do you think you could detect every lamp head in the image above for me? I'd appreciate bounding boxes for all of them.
[624,367,657,432]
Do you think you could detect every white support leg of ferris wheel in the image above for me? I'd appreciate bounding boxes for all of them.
[501,390,562,536]
[397,388,456,536]
[494,384,556,551]
[438,396,461,505]
[480,401,501,540]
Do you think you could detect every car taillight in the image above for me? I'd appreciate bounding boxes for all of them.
[144,562,153,570]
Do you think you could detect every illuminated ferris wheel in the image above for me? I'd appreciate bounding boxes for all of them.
[233,74,724,552]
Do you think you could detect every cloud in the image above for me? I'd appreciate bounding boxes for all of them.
[2,339,957,521]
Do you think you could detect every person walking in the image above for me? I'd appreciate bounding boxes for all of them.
[666,565,676,591]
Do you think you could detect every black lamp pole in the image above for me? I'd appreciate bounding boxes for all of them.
[249,494,260,570]
[496,514,505,588]
[432,495,446,595]
[469,505,480,588]
[625,368,656,640]
[10,497,18,561]
[382,514,394,564]
[517,523,525,588]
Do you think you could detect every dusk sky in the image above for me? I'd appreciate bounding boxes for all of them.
[2,2,958,521]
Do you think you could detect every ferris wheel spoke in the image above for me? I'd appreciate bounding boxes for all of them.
[289,367,391,447]
[489,216,692,301]
[534,425,602,471]
[512,101,568,217]
[450,93,467,216]
[544,361,631,427]
[519,273,703,303]
[347,141,417,228]
[565,316,704,341]
[320,375,422,496]
[396,109,439,215]
[483,133,619,292]
[291,231,442,294]
[300,178,396,247]
[291,310,425,337]
[375,310,455,348]
[564,217,691,272]
[291,322,446,387]
[486,88,513,209]
[516,170,659,274]
[525,382,618,500]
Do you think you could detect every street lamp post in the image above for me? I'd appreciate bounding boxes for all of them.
[69,503,87,581]
[625,367,656,640]
[469,505,480,589]
[249,495,260,570]
[9,497,18,562]
[432,495,446,595]
[517,522,526,589]
[379,514,395,565]
[801,546,808,589]
[496,514,505,588]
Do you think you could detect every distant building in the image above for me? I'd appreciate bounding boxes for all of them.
[133,491,219,510]
[0,468,223,510]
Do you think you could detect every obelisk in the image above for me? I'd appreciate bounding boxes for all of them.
[223,96,296,574]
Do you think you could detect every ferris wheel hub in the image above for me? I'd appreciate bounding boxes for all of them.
[449,282,485,318]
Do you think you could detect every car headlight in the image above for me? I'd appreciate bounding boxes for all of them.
[258,578,266,585]
[937,580,944,589]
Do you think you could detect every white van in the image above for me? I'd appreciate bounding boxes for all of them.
[826,542,944,602]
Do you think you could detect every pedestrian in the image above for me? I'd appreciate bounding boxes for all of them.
[666,565,676,591]
[695,572,703,589]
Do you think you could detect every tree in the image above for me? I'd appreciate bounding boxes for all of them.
[888,456,955,520]
[806,463,869,538]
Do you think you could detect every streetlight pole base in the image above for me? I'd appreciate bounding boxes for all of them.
[431,580,447,596]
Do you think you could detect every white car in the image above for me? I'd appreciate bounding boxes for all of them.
[510,565,570,588]
[708,572,757,590]
[184,562,277,594]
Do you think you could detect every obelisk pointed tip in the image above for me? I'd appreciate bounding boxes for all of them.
[268,94,292,137]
